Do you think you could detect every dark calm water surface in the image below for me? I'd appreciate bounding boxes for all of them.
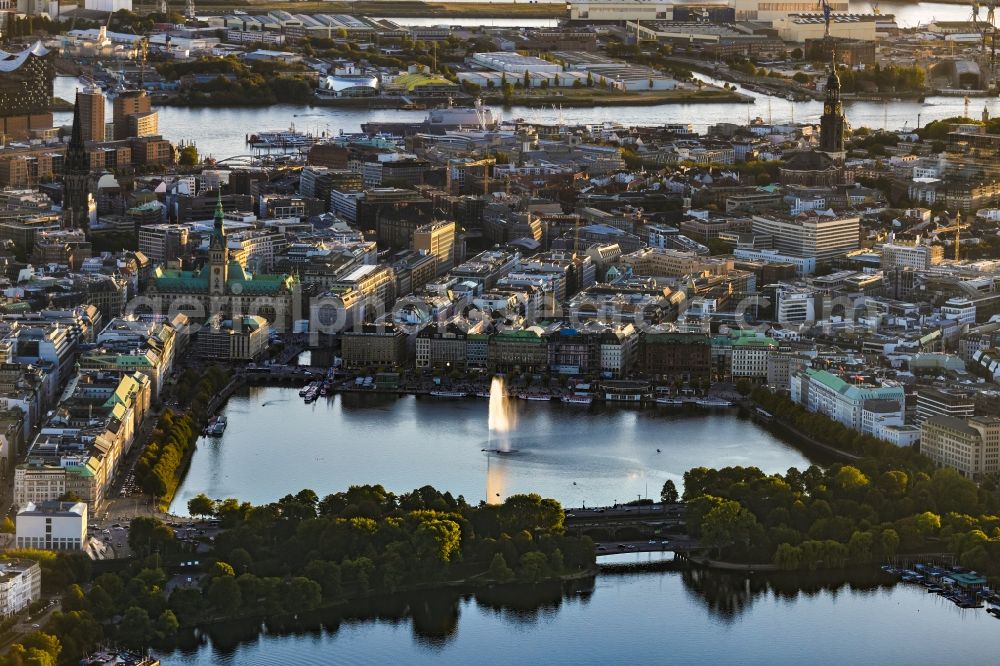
[169,386,812,512]
[163,389,1000,665]
[162,566,1000,665]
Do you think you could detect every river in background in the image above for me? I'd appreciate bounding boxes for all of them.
[383,2,978,29]
[161,566,1000,665]
[51,74,998,161]
[47,1,998,157]
[167,386,812,513]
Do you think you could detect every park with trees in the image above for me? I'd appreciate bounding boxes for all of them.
[680,389,1000,576]
[0,486,593,663]
[134,366,232,506]
[684,461,1000,575]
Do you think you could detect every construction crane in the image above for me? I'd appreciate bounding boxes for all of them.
[935,212,970,261]
[987,1,998,87]
[138,36,148,88]
[818,0,832,39]
[968,1,999,91]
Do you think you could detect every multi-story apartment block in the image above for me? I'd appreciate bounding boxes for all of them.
[921,415,1000,479]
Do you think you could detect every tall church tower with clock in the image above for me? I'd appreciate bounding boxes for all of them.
[208,191,228,296]
[819,55,846,161]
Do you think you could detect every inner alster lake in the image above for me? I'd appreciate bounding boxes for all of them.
[162,390,1000,665]
[168,385,813,513]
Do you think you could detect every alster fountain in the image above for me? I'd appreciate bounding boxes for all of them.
[484,375,517,504]
[485,375,517,454]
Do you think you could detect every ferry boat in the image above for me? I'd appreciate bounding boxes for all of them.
[361,98,498,136]
[427,99,497,130]
[247,126,315,150]
[561,395,593,405]
[302,382,321,402]
[474,390,492,399]
[655,397,685,406]
[429,390,467,398]
[518,393,552,402]
[695,397,734,408]
[204,416,227,437]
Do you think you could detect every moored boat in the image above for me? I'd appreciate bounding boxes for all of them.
[205,416,227,437]
[695,398,734,408]
[561,395,593,405]
[429,390,467,398]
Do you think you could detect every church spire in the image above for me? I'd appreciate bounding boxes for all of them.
[208,188,228,296]
[819,54,845,158]
[62,95,91,232]
[214,188,224,226]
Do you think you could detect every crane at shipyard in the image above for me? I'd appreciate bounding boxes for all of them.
[972,1,999,88]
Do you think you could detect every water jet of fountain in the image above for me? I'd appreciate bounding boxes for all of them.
[487,375,516,453]
[485,375,516,505]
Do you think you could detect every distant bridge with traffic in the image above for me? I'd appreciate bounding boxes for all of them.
[561,502,702,553]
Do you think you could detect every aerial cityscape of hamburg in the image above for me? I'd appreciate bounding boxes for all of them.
[2,0,1000,663]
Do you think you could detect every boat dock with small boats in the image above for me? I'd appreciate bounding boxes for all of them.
[883,563,1000,613]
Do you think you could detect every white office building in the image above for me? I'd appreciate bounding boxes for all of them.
[751,212,860,263]
[734,248,816,276]
[880,239,943,270]
[941,297,976,325]
[791,368,905,435]
[731,336,779,382]
[776,287,817,325]
[16,500,87,551]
